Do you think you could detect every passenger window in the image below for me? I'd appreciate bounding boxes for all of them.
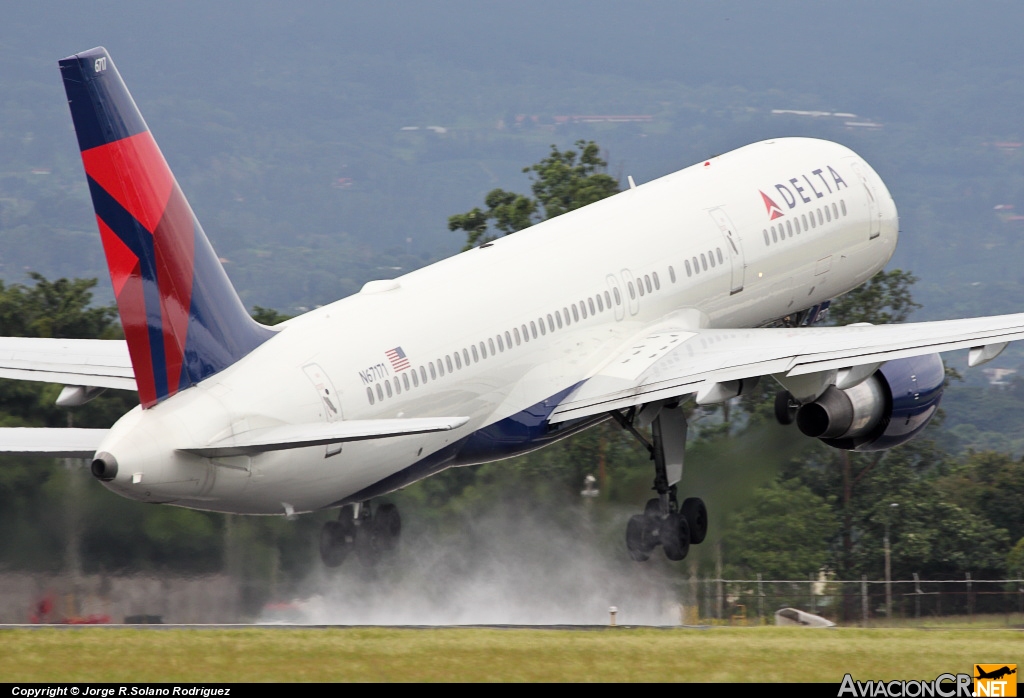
[445,356,453,373]
[668,267,675,283]
[637,280,645,297]
[802,213,809,230]
[817,209,823,225]
[708,250,715,267]
[430,362,437,379]
[628,282,636,300]
[716,248,723,264]
[763,229,769,246]
[496,335,503,352]
[478,342,486,359]
[563,308,570,325]
[572,305,579,322]
[588,298,596,314]
[420,366,427,384]
[385,381,393,398]
[771,226,778,243]
[685,259,692,276]
[516,326,523,344]
[786,220,793,237]
[377,384,384,401]
[366,387,375,405]
[530,321,537,338]
[692,256,699,273]
[554,312,562,329]
[505,331,512,348]
[653,271,660,289]
[644,275,652,293]
[810,213,816,229]
[841,199,847,216]
[472,345,479,362]
[701,253,707,271]
[454,353,462,369]
[597,294,605,311]
[606,290,614,306]
[463,348,471,365]
[832,202,839,219]
[539,318,547,335]
[395,377,403,394]
[411,370,419,387]
[825,206,831,222]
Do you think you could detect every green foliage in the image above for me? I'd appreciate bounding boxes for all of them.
[1007,537,1024,577]
[250,305,292,326]
[0,273,117,340]
[829,269,921,326]
[933,450,1024,543]
[722,478,837,579]
[448,140,619,250]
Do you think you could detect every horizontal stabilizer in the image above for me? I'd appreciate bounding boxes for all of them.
[0,428,109,458]
[0,337,135,391]
[182,417,470,457]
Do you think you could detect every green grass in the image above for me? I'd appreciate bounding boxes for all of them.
[1,627,1020,682]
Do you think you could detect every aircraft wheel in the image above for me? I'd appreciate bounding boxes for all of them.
[774,390,798,425]
[320,519,355,568]
[661,512,691,561]
[643,497,662,519]
[681,497,708,545]
[626,515,652,562]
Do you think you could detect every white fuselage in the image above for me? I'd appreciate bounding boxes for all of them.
[95,138,898,515]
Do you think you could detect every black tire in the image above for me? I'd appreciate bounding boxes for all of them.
[626,514,651,562]
[681,497,708,545]
[319,520,351,568]
[643,497,662,519]
[775,390,797,426]
[661,512,691,561]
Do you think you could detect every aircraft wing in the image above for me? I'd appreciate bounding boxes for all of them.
[0,428,110,458]
[0,337,135,391]
[549,313,1024,423]
[182,416,471,457]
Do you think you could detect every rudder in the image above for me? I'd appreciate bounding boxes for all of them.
[59,47,274,408]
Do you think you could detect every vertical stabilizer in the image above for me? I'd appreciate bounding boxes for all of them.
[59,47,274,408]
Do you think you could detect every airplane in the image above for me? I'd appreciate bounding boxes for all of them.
[3,46,1024,567]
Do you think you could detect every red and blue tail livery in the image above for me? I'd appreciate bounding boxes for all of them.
[59,48,274,408]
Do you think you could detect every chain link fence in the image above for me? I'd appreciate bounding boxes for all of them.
[676,576,1024,627]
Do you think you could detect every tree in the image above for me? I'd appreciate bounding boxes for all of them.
[828,269,921,326]
[722,479,837,579]
[448,140,619,250]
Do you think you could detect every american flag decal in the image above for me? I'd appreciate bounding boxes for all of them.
[386,346,411,372]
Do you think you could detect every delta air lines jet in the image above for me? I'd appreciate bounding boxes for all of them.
[3,47,1023,566]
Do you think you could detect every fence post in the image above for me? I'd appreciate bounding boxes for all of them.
[757,573,764,623]
[861,575,869,627]
[913,572,921,620]
[966,572,973,624]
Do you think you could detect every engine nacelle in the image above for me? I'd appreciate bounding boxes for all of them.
[795,353,945,452]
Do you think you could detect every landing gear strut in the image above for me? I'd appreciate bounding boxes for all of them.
[319,501,401,568]
[613,403,708,562]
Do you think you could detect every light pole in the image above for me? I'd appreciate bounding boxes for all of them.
[884,502,899,620]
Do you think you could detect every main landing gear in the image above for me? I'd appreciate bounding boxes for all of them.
[319,501,401,568]
[613,403,708,562]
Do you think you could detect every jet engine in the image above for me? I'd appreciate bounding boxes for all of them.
[794,353,945,451]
